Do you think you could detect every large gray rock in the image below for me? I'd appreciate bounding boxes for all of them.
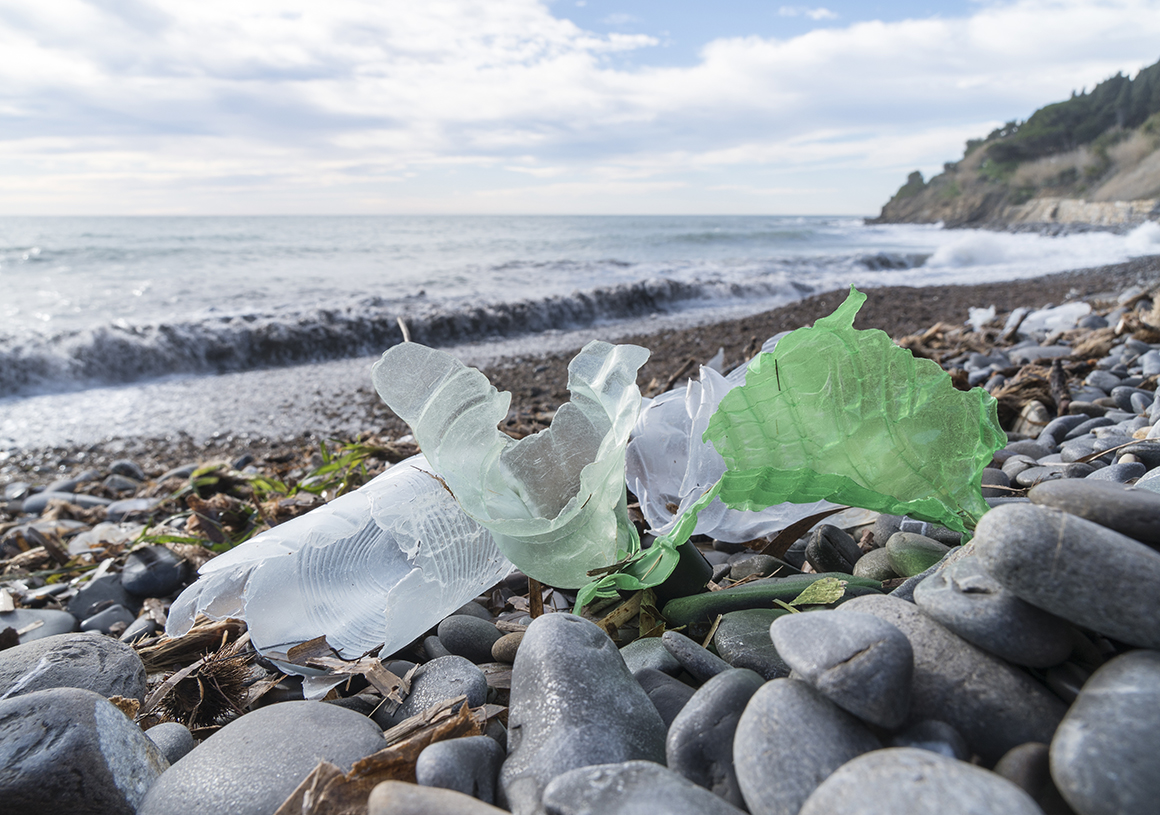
[0,631,147,702]
[542,761,748,815]
[839,595,1066,764]
[666,668,763,809]
[499,613,666,815]
[733,678,880,815]
[771,608,912,729]
[1028,479,1160,547]
[417,735,506,805]
[1051,649,1160,815]
[913,557,1074,668]
[138,700,386,815]
[0,686,169,815]
[798,747,1044,815]
[974,503,1160,648]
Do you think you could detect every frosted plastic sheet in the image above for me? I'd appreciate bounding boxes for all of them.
[373,340,649,589]
[166,454,512,664]
[626,334,837,542]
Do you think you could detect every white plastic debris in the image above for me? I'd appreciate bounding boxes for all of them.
[967,305,997,332]
[166,454,512,670]
[626,336,839,542]
[373,340,649,589]
[1016,301,1091,337]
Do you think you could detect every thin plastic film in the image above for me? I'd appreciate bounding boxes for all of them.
[373,340,649,588]
[166,454,512,663]
[626,334,837,542]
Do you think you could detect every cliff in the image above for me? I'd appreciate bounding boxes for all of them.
[872,58,1160,229]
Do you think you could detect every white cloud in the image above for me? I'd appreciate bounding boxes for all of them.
[778,6,839,20]
[1,0,1159,214]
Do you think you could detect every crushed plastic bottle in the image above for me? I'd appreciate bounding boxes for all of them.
[626,333,839,542]
[166,454,512,672]
[373,340,649,589]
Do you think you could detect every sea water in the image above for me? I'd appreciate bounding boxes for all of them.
[2,215,1159,450]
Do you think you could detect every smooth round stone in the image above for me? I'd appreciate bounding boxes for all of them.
[0,631,148,702]
[620,636,681,676]
[423,635,454,661]
[1087,461,1147,482]
[454,600,495,621]
[1115,441,1160,469]
[1136,467,1160,493]
[1001,454,1037,479]
[994,742,1074,814]
[1014,465,1067,487]
[110,458,147,481]
[805,525,862,574]
[1027,479,1160,548]
[852,547,897,580]
[1051,650,1160,815]
[370,781,509,814]
[713,609,791,680]
[120,616,161,643]
[146,721,197,764]
[80,603,137,634]
[734,678,880,815]
[106,498,162,523]
[67,572,138,619]
[417,735,506,805]
[542,760,748,815]
[975,503,1160,648]
[980,467,1012,498]
[491,632,524,663]
[0,687,169,814]
[798,748,1043,815]
[634,668,695,727]
[0,607,78,643]
[1112,385,1153,412]
[373,656,489,728]
[438,615,504,664]
[666,668,763,809]
[1065,416,1115,440]
[1085,369,1123,392]
[499,613,666,815]
[139,701,387,815]
[729,554,799,580]
[661,630,731,682]
[771,609,912,729]
[121,545,190,597]
[886,532,951,577]
[1038,414,1092,446]
[1004,439,1054,459]
[913,558,1074,668]
[20,491,113,515]
[839,595,1067,764]
[103,474,143,494]
[890,719,970,760]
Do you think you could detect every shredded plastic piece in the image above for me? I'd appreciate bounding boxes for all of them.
[167,454,512,668]
[373,340,650,589]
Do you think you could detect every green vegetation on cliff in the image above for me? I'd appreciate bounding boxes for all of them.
[874,57,1160,227]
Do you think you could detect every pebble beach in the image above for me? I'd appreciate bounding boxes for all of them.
[4,255,1160,815]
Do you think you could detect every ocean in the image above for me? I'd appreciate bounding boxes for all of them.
[3,214,1160,451]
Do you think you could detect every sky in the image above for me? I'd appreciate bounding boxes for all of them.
[2,0,1160,216]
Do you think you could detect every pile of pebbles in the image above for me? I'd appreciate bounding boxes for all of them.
[3,291,1160,814]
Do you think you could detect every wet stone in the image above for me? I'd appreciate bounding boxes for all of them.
[798,748,1043,815]
[499,613,666,815]
[1027,478,1160,548]
[712,609,791,680]
[139,700,387,815]
[885,532,951,577]
[733,678,880,815]
[975,502,1160,648]
[666,668,763,809]
[805,525,862,574]
[417,735,506,805]
[771,608,912,729]
[0,686,169,815]
[661,630,732,682]
[889,719,970,761]
[542,761,748,815]
[0,631,148,702]
[1051,650,1160,815]
[634,668,695,727]
[374,656,489,728]
[121,545,189,598]
[0,607,78,644]
[438,615,504,664]
[620,636,681,676]
[913,558,1074,668]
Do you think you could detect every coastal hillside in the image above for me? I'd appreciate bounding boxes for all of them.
[872,58,1160,229]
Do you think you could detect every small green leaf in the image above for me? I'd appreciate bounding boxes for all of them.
[787,576,847,607]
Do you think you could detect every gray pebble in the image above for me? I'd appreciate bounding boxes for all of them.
[619,636,681,676]
[542,761,748,815]
[1014,465,1067,487]
[68,572,139,619]
[980,467,1012,498]
[374,655,489,728]
[103,474,143,494]
[121,545,190,597]
[499,613,666,815]
[729,554,799,579]
[1028,478,1160,548]
[886,532,951,577]
[1086,461,1147,482]
[492,632,524,663]
[0,607,78,643]
[634,668,695,727]
[0,686,169,815]
[771,609,912,729]
[1051,649,1160,815]
[666,668,763,808]
[805,525,862,574]
[0,631,148,702]
[713,609,791,679]
[140,700,386,815]
[80,603,137,634]
[417,735,506,804]
[106,498,162,523]
[798,747,1043,815]
[423,634,454,661]
[851,547,897,580]
[913,557,1074,668]
[145,721,197,764]
[438,615,504,664]
[110,458,147,480]
[733,678,880,815]
[661,630,732,682]
[994,742,1075,815]
[889,719,970,761]
[975,502,1160,648]
[1004,439,1054,459]
[839,595,1067,764]
[21,491,113,515]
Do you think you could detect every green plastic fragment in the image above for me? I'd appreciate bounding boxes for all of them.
[372,340,649,589]
[575,285,1004,610]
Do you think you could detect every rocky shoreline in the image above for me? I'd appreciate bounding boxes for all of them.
[4,257,1160,814]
